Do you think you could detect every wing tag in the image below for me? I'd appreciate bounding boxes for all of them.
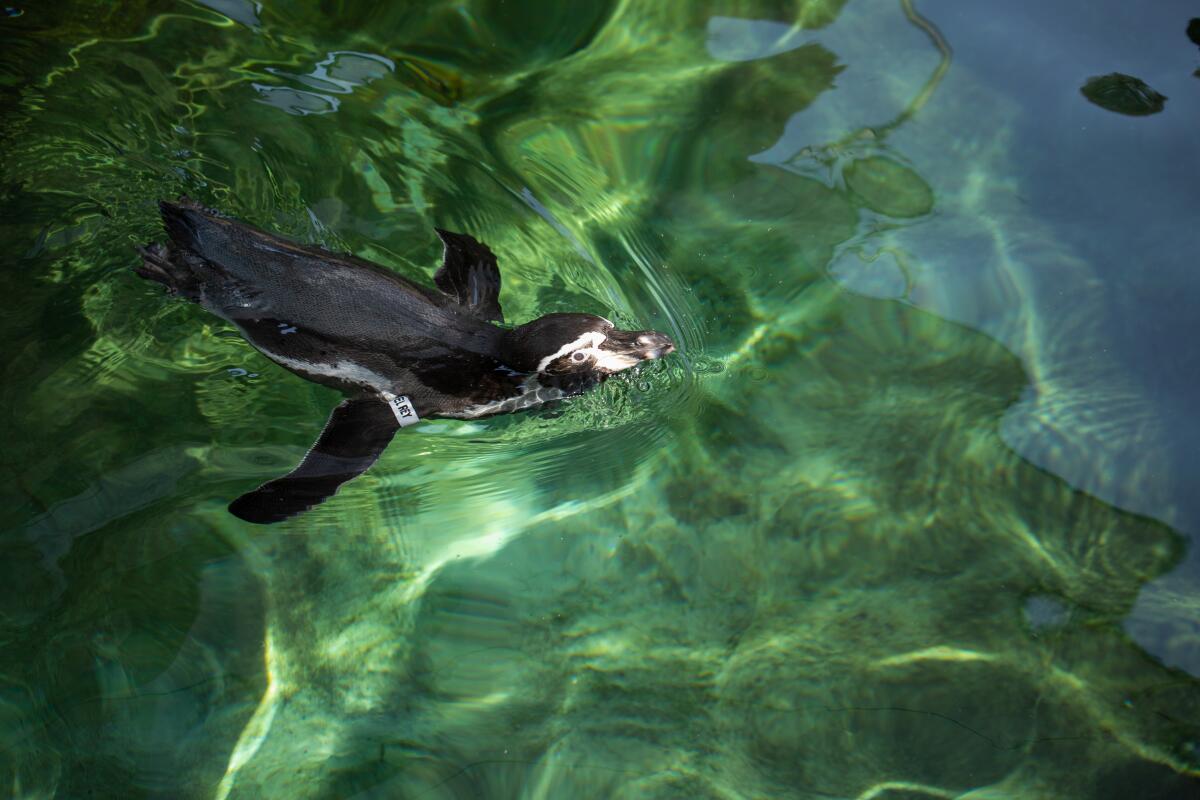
[384,393,421,427]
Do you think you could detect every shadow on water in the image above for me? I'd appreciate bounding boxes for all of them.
[1,0,1198,798]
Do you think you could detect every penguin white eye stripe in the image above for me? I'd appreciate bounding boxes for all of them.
[536,331,606,373]
[588,349,640,372]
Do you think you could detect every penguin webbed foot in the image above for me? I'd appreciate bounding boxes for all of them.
[134,241,201,298]
[134,244,175,292]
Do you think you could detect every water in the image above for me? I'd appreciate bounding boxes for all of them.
[2,1,1199,797]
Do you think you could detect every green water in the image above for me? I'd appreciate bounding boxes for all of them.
[3,0,1200,797]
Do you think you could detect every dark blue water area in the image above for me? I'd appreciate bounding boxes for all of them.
[923,0,1200,529]
[728,0,1200,679]
[914,0,1200,680]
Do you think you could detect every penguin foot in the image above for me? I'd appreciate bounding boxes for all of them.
[134,242,201,298]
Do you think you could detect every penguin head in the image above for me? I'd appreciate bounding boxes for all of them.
[505,313,675,391]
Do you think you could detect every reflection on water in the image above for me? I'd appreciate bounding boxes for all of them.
[256,50,394,116]
[1,0,1198,797]
[193,1,261,30]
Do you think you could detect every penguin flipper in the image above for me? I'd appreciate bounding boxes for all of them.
[432,229,504,323]
[228,396,400,524]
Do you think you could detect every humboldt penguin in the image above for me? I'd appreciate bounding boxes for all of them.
[135,198,674,524]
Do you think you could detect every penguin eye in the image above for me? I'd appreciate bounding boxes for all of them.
[571,351,588,363]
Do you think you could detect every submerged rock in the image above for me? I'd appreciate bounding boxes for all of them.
[1080,73,1167,116]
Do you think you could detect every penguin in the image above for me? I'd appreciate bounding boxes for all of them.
[135,198,675,524]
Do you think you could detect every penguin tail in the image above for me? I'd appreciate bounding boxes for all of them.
[158,195,226,245]
[135,196,227,297]
[159,198,203,251]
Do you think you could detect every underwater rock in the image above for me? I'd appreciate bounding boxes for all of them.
[1190,18,1200,77]
[1079,73,1167,116]
[843,156,935,218]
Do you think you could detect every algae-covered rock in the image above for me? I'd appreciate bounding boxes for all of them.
[844,155,935,217]
[1080,73,1167,116]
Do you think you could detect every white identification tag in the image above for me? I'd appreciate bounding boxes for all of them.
[384,393,420,427]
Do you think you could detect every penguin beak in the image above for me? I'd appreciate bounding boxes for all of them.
[590,329,675,374]
[635,332,676,360]
[608,330,674,361]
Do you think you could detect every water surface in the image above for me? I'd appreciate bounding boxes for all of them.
[2,1,1199,797]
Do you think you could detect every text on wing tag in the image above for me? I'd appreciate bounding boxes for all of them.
[384,394,420,427]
